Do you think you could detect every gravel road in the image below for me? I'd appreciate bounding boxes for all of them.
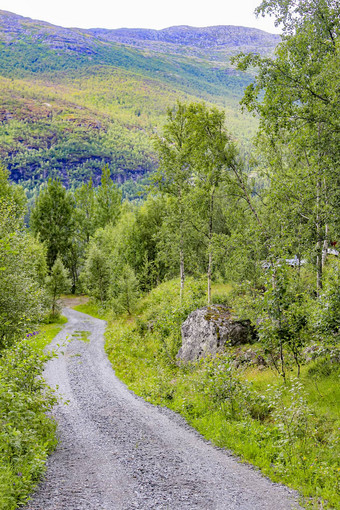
[25,308,300,510]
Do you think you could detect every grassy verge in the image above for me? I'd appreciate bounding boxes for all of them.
[0,315,67,510]
[103,279,340,509]
[29,315,68,353]
[72,301,109,320]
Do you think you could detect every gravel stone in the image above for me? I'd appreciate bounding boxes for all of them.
[25,308,300,509]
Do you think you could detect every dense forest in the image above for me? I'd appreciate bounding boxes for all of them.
[0,0,340,509]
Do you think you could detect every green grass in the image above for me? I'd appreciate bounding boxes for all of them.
[73,301,109,320]
[103,279,340,509]
[28,315,68,353]
[211,282,233,305]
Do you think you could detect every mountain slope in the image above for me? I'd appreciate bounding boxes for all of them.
[0,10,279,190]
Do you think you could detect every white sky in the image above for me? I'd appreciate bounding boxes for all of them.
[0,0,280,33]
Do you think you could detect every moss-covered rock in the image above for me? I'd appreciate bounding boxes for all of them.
[178,305,255,362]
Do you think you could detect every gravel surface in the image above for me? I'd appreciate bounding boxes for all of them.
[25,308,300,510]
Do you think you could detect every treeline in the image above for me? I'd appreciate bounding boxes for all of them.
[21,92,340,383]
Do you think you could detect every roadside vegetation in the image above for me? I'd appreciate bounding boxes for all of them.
[72,302,109,320]
[104,278,340,509]
[0,317,66,510]
[0,167,68,509]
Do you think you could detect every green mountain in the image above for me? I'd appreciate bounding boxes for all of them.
[0,10,279,189]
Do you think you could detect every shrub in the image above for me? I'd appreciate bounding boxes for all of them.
[0,340,57,509]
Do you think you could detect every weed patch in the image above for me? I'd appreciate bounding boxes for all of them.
[73,301,109,320]
[72,330,91,343]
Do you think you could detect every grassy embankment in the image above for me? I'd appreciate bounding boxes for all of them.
[96,278,340,509]
[0,315,67,510]
[73,301,109,320]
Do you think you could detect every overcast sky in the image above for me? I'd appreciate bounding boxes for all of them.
[1,0,280,33]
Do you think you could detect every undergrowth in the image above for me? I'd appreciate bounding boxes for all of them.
[104,278,340,509]
[0,316,67,509]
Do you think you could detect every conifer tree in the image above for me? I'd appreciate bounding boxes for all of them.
[45,257,71,318]
[30,179,75,269]
[94,165,122,229]
[83,244,110,305]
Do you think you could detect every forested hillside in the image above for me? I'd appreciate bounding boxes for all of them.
[0,10,277,190]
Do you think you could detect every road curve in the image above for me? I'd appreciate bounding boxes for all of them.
[26,308,300,510]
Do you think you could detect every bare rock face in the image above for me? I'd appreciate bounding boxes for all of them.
[177,305,254,362]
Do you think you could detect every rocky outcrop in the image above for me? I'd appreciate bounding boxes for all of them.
[177,305,255,362]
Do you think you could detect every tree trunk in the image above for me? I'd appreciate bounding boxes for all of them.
[179,189,185,303]
[207,249,212,305]
[316,179,323,296]
[322,224,329,269]
[207,187,214,306]
[180,245,185,303]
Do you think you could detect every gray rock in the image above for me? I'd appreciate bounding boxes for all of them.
[178,305,254,362]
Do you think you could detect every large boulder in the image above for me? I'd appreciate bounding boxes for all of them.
[177,305,255,362]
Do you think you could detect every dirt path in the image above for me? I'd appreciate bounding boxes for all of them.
[25,308,300,510]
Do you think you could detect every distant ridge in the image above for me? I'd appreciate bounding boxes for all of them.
[0,9,279,57]
[87,25,280,48]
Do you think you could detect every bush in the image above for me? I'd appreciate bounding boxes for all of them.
[0,340,57,509]
[197,356,251,420]
[142,278,206,363]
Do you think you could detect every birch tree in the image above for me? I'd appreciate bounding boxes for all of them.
[235,0,340,293]
[185,103,238,305]
[154,102,193,301]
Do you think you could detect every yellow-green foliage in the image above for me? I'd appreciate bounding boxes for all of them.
[104,279,340,509]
